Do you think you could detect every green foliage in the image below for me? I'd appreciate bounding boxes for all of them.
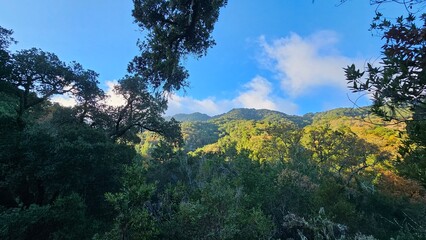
[212,108,312,127]
[129,0,228,92]
[303,124,390,185]
[101,164,158,240]
[0,194,94,240]
[0,105,134,211]
[149,108,426,239]
[0,26,169,238]
[181,121,220,152]
[164,177,274,239]
[171,112,212,122]
[312,107,369,123]
[343,0,426,203]
[2,0,426,237]
[398,143,426,187]
[99,75,179,142]
[345,12,425,120]
[0,26,15,79]
[397,107,426,187]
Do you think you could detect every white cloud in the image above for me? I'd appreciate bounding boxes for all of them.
[260,31,360,97]
[235,76,276,110]
[104,81,126,107]
[166,76,298,116]
[234,76,298,113]
[166,94,232,116]
[52,80,126,108]
[51,94,76,107]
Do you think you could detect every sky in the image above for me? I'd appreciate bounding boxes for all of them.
[0,0,407,116]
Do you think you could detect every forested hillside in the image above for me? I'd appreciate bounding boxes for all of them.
[1,0,425,239]
[134,107,425,239]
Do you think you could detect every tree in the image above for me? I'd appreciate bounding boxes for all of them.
[1,46,178,143]
[129,0,228,92]
[0,194,94,240]
[343,0,426,186]
[338,0,426,10]
[0,26,15,79]
[91,0,229,143]
[70,65,106,124]
[91,75,183,143]
[0,30,139,238]
[2,48,105,128]
[304,124,387,185]
[345,13,425,121]
[102,164,158,240]
[263,120,304,163]
[0,26,14,51]
[181,121,220,152]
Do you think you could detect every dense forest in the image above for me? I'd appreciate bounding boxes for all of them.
[1,0,425,239]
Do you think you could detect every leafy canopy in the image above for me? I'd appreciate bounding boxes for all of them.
[344,2,426,121]
[129,0,228,92]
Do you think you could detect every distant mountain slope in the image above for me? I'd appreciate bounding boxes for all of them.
[307,107,405,156]
[212,108,281,121]
[312,107,370,123]
[211,108,313,127]
[170,112,212,122]
[169,107,375,127]
[161,106,403,160]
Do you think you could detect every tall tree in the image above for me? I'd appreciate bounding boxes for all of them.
[344,1,426,186]
[129,0,228,92]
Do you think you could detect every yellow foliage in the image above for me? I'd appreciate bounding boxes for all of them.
[376,170,426,204]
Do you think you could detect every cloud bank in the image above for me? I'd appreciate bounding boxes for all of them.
[260,31,359,97]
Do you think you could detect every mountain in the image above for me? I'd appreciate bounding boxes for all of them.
[171,112,212,122]
[168,108,315,126]
[212,108,282,121]
[137,105,419,240]
[311,107,370,123]
[211,108,313,127]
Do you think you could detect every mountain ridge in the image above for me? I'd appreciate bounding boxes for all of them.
[170,112,212,122]
[169,107,371,121]
[168,108,318,127]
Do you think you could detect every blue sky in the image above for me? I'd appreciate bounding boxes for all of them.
[0,0,405,116]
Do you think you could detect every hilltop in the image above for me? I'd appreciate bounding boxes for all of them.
[169,108,314,127]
